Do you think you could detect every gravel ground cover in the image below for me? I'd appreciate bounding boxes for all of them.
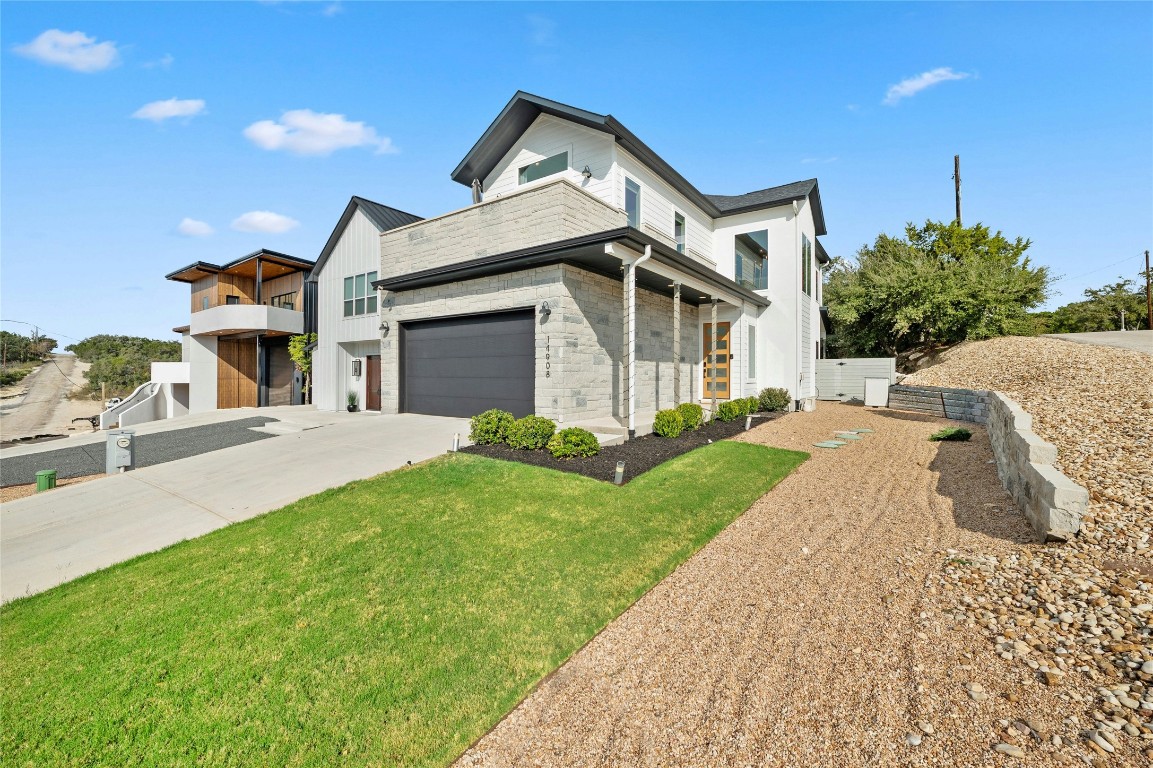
[903,335,1153,763]
[460,413,785,483]
[0,416,280,486]
[458,402,1148,766]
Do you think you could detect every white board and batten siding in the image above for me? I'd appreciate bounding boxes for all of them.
[314,208,384,412]
[799,300,814,399]
[483,114,615,204]
[815,358,897,401]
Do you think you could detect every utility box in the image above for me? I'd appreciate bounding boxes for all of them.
[106,429,136,474]
[864,378,890,407]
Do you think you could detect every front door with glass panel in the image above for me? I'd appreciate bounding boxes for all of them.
[703,322,731,400]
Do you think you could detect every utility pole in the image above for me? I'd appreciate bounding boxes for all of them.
[953,155,962,225]
[1120,309,1126,331]
[1145,250,1151,330]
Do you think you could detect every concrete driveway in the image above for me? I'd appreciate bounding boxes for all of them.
[1044,330,1152,353]
[0,411,469,602]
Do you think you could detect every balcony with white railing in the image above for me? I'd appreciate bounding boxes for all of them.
[189,298,303,337]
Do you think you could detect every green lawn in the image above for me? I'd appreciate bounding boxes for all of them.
[2,442,807,767]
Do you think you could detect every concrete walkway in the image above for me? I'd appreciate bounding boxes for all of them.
[1044,330,1152,353]
[0,411,469,601]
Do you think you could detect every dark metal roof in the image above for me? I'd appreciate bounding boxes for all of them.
[450,91,827,234]
[165,249,314,283]
[310,196,423,280]
[815,237,830,265]
[819,306,833,334]
[373,227,770,308]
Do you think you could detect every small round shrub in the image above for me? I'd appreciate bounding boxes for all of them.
[505,415,557,450]
[653,408,684,438]
[547,427,600,459]
[469,409,514,444]
[929,427,972,442]
[676,402,703,431]
[758,387,791,412]
[714,400,742,422]
[739,396,759,416]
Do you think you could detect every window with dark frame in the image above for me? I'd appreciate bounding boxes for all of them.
[674,212,686,253]
[802,234,813,296]
[343,271,378,317]
[269,292,295,310]
[734,230,768,291]
[625,178,641,228]
[518,151,568,184]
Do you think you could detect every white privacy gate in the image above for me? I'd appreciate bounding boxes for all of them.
[815,358,897,401]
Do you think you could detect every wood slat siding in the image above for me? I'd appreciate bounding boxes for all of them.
[217,339,257,408]
[816,358,897,401]
[262,272,303,309]
[314,209,384,412]
[217,274,255,306]
[267,344,294,407]
[191,276,216,313]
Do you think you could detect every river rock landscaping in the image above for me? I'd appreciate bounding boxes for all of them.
[906,335,1153,763]
[461,412,786,483]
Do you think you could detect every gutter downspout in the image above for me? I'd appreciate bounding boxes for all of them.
[627,245,652,438]
[793,200,801,411]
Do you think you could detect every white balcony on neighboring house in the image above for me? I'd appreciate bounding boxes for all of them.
[189,303,304,337]
[150,361,190,384]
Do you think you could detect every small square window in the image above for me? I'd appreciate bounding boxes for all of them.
[343,271,378,317]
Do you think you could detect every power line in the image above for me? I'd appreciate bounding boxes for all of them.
[0,319,82,342]
[1051,253,1145,285]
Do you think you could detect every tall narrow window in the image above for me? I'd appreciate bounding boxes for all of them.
[748,324,757,379]
[518,151,568,184]
[734,230,768,291]
[625,178,641,228]
[674,212,686,253]
[801,234,813,296]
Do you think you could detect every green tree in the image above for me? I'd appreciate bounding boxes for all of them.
[1046,276,1148,332]
[825,220,1050,357]
[288,333,317,404]
[66,335,182,396]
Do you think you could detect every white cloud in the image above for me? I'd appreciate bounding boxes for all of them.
[142,53,174,70]
[322,2,343,16]
[883,67,971,106]
[177,218,214,237]
[801,156,838,165]
[243,109,396,156]
[133,98,206,122]
[13,29,121,73]
[527,14,557,46]
[231,211,300,234]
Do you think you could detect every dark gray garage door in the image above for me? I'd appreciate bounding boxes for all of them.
[401,310,535,418]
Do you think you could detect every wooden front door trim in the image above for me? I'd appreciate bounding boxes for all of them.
[365,355,381,411]
[703,322,731,400]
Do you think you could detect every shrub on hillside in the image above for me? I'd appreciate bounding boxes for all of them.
[506,415,557,450]
[676,402,703,431]
[929,427,972,442]
[714,400,742,422]
[758,387,791,412]
[469,409,514,445]
[547,427,600,459]
[653,408,684,438]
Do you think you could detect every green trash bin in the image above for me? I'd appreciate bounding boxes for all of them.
[35,470,57,493]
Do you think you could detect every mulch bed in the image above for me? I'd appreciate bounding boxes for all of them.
[460,411,788,484]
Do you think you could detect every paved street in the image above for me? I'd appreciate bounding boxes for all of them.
[0,356,79,441]
[1044,330,1152,353]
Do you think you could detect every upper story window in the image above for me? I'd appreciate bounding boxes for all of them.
[734,230,768,291]
[625,178,641,228]
[801,234,813,297]
[269,292,295,310]
[518,151,568,184]
[674,212,686,253]
[343,271,378,318]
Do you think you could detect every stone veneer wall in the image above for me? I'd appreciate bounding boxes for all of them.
[983,391,1087,543]
[378,264,699,423]
[887,384,989,422]
[379,180,627,280]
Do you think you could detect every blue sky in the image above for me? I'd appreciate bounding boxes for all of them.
[3,1,1151,346]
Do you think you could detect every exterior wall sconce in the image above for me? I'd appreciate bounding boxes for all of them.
[379,321,390,337]
[581,165,593,179]
[352,358,362,378]
[540,301,552,318]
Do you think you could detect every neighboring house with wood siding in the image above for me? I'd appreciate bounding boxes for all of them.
[330,91,830,432]
[165,249,315,412]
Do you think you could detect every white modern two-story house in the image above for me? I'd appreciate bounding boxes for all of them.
[313,92,830,434]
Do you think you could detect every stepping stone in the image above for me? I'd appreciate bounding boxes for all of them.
[853,428,874,434]
[813,441,842,449]
[835,433,863,441]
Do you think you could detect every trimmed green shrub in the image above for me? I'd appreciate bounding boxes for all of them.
[547,427,600,459]
[758,387,791,412]
[653,408,684,438]
[505,415,557,450]
[676,402,704,431]
[714,400,742,422]
[741,396,760,415]
[469,409,514,445]
[929,427,972,442]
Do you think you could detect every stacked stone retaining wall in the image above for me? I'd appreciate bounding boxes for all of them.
[887,384,989,423]
[886,384,1086,542]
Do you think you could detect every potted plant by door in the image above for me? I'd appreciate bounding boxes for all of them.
[346,390,359,412]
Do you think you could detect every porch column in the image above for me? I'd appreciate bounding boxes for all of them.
[672,282,681,406]
[710,298,718,415]
[619,245,651,438]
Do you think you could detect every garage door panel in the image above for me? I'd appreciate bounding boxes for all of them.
[402,310,535,418]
